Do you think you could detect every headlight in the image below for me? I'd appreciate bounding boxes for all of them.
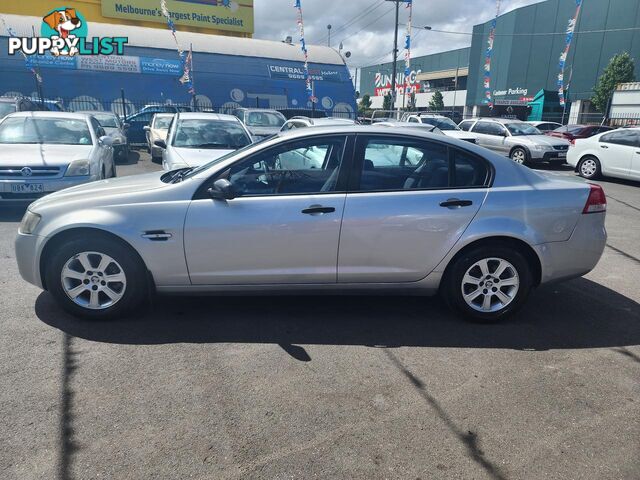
[533,144,552,151]
[65,159,90,177]
[19,210,41,235]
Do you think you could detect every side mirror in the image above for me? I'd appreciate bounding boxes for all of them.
[153,139,167,149]
[123,122,130,129]
[207,178,237,200]
[99,135,114,147]
[143,125,150,131]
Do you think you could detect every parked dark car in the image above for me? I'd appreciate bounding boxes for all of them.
[0,96,43,119]
[547,124,613,144]
[123,106,190,146]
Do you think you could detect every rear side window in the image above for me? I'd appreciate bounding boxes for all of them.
[459,121,474,131]
[453,150,491,187]
[600,130,639,147]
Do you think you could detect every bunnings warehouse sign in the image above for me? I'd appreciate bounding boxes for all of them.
[101,0,254,34]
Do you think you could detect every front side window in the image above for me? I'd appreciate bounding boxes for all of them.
[357,137,449,191]
[459,121,474,131]
[600,130,639,147]
[172,119,252,149]
[473,121,504,136]
[408,117,420,123]
[221,136,347,196]
[0,117,92,145]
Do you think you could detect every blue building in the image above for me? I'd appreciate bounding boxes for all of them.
[0,14,356,117]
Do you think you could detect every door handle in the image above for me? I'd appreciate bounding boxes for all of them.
[301,205,336,215]
[440,199,473,208]
[142,231,172,241]
[600,145,608,149]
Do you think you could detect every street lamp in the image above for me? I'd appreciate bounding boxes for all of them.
[327,24,332,47]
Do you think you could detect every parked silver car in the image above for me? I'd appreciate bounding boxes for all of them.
[459,118,570,164]
[144,113,174,163]
[402,113,477,144]
[280,116,357,131]
[157,112,253,171]
[0,111,115,204]
[84,111,129,161]
[16,126,606,322]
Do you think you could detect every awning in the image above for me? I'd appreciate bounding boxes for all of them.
[416,67,469,81]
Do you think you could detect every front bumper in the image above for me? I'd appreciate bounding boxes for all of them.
[0,176,93,203]
[15,232,46,289]
[534,212,607,284]
[529,150,569,162]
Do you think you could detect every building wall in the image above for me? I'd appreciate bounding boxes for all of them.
[359,47,470,97]
[466,0,640,107]
[0,0,253,37]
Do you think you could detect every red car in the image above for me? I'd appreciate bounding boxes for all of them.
[547,124,613,144]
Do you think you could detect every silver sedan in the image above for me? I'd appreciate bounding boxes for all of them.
[15,126,607,322]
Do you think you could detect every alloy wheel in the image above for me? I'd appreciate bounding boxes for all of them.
[511,149,526,164]
[60,251,127,310]
[461,257,520,313]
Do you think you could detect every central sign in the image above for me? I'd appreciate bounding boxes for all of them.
[101,0,254,34]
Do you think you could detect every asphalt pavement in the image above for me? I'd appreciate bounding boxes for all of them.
[0,151,638,480]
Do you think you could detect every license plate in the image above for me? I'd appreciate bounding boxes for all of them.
[10,183,44,193]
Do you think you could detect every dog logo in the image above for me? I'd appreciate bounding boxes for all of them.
[41,7,86,56]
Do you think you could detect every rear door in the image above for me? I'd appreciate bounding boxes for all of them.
[337,135,490,283]
[471,121,508,154]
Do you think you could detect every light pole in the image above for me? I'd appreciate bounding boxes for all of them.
[327,24,332,47]
[386,0,401,110]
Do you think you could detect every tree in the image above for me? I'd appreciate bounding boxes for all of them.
[428,90,445,111]
[358,94,372,114]
[382,92,393,111]
[591,52,635,112]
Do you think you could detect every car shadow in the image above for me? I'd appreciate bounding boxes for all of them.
[117,149,140,166]
[530,162,573,172]
[36,277,640,351]
[0,205,27,222]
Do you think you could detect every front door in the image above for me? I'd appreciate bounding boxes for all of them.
[598,130,636,177]
[184,135,352,285]
[338,135,489,283]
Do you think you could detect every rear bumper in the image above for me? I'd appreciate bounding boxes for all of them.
[534,213,607,284]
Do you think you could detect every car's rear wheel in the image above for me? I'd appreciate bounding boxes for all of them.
[510,147,528,165]
[46,236,148,320]
[442,245,533,322]
[577,156,601,179]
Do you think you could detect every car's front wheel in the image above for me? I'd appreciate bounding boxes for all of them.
[442,245,533,322]
[577,156,601,179]
[46,236,148,319]
[510,147,528,165]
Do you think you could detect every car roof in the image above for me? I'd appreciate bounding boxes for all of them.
[81,110,117,116]
[288,116,355,125]
[6,111,90,120]
[176,112,239,121]
[237,108,283,113]
[152,112,175,117]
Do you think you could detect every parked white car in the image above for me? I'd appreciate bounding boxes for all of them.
[0,111,115,204]
[144,113,174,163]
[567,127,640,181]
[157,112,253,171]
[526,121,562,133]
[403,113,477,143]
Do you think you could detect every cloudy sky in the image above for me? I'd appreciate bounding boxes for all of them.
[254,0,544,68]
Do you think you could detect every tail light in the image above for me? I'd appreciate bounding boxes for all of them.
[570,138,576,145]
[583,184,606,214]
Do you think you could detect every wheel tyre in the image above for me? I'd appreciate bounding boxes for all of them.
[510,147,528,165]
[577,156,601,179]
[46,236,148,320]
[442,245,533,323]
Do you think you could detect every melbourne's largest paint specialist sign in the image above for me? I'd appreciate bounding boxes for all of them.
[101,0,254,34]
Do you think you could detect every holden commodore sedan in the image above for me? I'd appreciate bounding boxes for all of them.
[0,111,115,204]
[15,126,607,322]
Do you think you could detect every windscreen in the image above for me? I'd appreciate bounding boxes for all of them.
[0,117,92,145]
[92,113,119,128]
[173,119,252,149]
[245,111,286,127]
[505,122,542,136]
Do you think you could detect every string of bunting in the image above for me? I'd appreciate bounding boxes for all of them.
[294,0,315,101]
[159,0,195,94]
[0,16,42,84]
[482,0,501,108]
[558,0,583,106]
[404,0,413,94]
